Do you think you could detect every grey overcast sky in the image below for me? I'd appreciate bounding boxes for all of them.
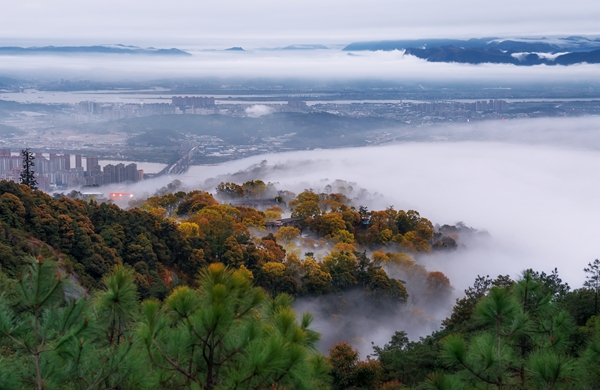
[1,0,600,48]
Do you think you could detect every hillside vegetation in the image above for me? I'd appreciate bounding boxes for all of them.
[1,179,599,388]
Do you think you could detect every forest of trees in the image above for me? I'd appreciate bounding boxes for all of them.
[331,266,600,389]
[0,179,452,303]
[0,179,599,388]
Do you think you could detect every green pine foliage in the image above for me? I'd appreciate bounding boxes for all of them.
[369,269,600,390]
[0,257,144,389]
[139,263,328,389]
[0,258,330,389]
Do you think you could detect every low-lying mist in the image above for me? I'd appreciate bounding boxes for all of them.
[1,50,600,85]
[119,116,600,356]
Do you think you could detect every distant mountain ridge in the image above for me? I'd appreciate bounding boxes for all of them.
[0,44,191,56]
[343,36,600,66]
[404,46,600,66]
[343,36,600,52]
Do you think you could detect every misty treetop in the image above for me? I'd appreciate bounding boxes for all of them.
[144,179,462,304]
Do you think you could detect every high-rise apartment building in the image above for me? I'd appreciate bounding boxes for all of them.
[86,156,98,172]
[64,153,71,171]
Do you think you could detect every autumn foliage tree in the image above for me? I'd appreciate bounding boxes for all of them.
[329,342,382,390]
[215,181,244,199]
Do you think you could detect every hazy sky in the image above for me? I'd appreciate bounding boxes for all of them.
[2,0,600,48]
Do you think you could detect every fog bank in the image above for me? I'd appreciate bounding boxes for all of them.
[1,50,600,84]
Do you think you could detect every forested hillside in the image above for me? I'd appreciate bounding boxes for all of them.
[0,179,599,389]
[0,179,456,303]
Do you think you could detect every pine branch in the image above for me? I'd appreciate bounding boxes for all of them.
[150,340,199,384]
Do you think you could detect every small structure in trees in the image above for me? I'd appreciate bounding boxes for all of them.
[19,148,37,190]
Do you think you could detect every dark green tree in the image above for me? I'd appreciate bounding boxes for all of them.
[138,263,329,389]
[584,259,600,315]
[0,256,87,389]
[19,148,37,190]
[580,315,600,388]
[374,332,443,388]
[440,273,578,389]
[0,258,161,389]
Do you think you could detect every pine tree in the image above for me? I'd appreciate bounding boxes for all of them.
[584,259,600,315]
[0,256,87,389]
[138,263,329,389]
[0,258,147,390]
[19,148,37,190]
[439,271,579,389]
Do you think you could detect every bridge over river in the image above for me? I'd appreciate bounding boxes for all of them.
[157,146,198,176]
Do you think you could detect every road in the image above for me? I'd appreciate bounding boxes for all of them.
[158,146,197,176]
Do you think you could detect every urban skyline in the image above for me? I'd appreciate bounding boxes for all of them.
[0,149,144,191]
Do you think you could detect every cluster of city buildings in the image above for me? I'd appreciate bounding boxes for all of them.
[83,156,144,187]
[0,148,24,185]
[74,96,315,122]
[76,96,219,122]
[0,149,144,191]
[77,101,176,121]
